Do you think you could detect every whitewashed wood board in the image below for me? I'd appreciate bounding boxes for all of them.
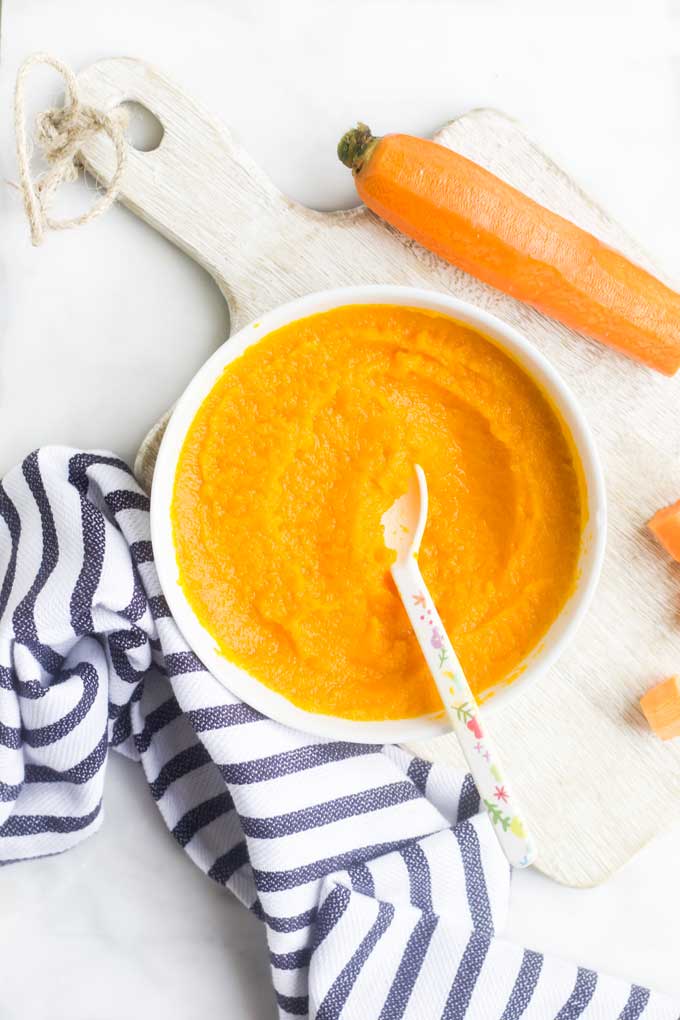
[77,58,680,888]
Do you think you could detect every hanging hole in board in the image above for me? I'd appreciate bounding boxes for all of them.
[119,100,164,152]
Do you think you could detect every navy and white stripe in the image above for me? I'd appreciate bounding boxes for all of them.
[0,448,676,1020]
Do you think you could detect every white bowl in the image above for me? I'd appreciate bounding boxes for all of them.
[151,286,607,744]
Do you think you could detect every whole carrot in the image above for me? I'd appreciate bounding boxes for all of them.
[338,124,680,376]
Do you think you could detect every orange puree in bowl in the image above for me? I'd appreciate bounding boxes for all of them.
[172,305,583,721]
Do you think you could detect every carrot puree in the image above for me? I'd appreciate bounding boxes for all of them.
[172,305,583,721]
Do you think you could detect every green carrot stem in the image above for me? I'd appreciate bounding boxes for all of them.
[337,123,380,173]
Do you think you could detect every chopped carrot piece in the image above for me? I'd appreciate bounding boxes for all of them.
[640,676,680,740]
[648,499,680,562]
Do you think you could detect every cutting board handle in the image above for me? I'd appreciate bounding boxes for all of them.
[77,57,313,322]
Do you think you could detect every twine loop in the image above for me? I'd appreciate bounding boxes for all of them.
[14,53,128,245]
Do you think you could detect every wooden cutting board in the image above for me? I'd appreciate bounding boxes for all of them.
[76,57,680,888]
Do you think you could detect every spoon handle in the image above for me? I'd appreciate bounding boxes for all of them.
[392,560,537,869]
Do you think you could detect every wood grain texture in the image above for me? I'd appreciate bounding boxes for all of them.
[76,57,680,887]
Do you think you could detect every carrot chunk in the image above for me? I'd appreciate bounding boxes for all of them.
[648,499,680,562]
[640,676,680,740]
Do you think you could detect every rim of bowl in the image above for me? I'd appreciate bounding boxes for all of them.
[151,285,607,744]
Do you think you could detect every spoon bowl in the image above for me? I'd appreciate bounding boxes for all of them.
[381,464,428,563]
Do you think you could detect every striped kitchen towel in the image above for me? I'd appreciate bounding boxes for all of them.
[0,447,677,1020]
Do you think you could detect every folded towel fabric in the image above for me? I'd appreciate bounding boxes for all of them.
[0,448,677,1020]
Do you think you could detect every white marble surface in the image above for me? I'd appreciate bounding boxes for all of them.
[2,2,680,1016]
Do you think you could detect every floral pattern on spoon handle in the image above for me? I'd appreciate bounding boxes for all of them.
[392,560,537,869]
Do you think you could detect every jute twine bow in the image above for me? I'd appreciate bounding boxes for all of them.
[14,53,128,246]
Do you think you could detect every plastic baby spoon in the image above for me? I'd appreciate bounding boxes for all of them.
[381,465,537,869]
